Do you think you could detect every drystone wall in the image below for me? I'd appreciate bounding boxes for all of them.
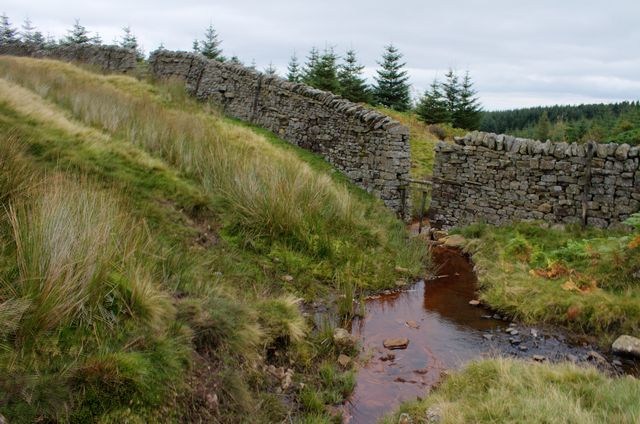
[0,41,137,73]
[148,50,411,215]
[429,131,640,229]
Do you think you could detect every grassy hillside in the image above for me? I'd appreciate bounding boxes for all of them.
[0,56,428,423]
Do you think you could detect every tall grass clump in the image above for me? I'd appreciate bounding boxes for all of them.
[0,56,427,291]
[0,174,188,421]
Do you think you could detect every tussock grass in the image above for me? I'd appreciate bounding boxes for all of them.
[385,358,640,424]
[0,56,427,293]
[456,222,640,340]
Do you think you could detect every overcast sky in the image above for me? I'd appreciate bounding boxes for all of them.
[3,0,639,110]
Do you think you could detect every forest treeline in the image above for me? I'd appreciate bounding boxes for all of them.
[480,101,640,145]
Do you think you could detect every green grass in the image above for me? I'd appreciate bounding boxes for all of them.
[0,56,429,422]
[453,221,640,341]
[384,358,640,424]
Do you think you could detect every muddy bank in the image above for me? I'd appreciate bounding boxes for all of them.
[344,246,638,423]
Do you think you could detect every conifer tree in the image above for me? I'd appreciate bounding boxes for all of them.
[199,23,223,61]
[0,13,18,45]
[120,26,143,60]
[415,78,449,124]
[303,47,340,93]
[338,49,371,103]
[192,39,199,53]
[373,44,411,111]
[91,32,102,45]
[63,19,90,45]
[302,47,320,84]
[286,52,302,83]
[158,41,165,50]
[442,69,459,115]
[264,62,278,76]
[229,55,242,65]
[452,71,481,130]
[536,111,552,141]
[21,17,44,44]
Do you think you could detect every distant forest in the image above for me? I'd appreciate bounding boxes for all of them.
[480,101,640,145]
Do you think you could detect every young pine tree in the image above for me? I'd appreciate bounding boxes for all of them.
[536,111,552,141]
[373,44,411,111]
[192,39,199,53]
[63,19,90,45]
[21,17,44,44]
[307,47,340,93]
[338,48,371,103]
[302,47,320,85]
[452,71,482,130]
[286,52,302,83]
[415,78,449,124]
[0,13,18,45]
[199,24,224,61]
[441,69,459,117]
[264,62,278,76]
[120,26,143,60]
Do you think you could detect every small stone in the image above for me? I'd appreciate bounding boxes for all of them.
[493,314,502,320]
[509,337,522,345]
[333,328,356,349]
[442,234,467,248]
[509,330,519,336]
[380,353,396,361]
[281,275,294,282]
[395,279,407,287]
[612,359,623,366]
[383,337,410,350]
[566,354,579,363]
[398,412,413,424]
[395,266,410,274]
[406,320,420,329]
[425,406,442,423]
[587,350,608,365]
[518,345,528,351]
[481,315,492,320]
[337,354,351,367]
[533,355,546,362]
[483,334,494,341]
[530,329,539,338]
[612,335,640,358]
[468,300,481,306]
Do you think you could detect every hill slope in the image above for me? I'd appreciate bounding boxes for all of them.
[0,56,427,423]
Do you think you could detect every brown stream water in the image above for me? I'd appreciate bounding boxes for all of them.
[344,246,639,423]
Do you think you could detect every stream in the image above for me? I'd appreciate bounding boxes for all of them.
[343,245,639,423]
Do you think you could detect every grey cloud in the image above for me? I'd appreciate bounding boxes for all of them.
[3,0,639,109]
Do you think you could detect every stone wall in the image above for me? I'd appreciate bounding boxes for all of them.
[0,42,137,73]
[429,131,639,229]
[148,50,411,215]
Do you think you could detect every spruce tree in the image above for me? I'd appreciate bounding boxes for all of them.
[415,78,449,124]
[286,52,302,83]
[63,19,90,45]
[21,17,44,44]
[536,111,552,141]
[0,13,18,45]
[192,39,199,53]
[264,62,278,76]
[338,49,371,103]
[120,26,143,60]
[305,47,340,93]
[229,55,242,65]
[199,24,223,61]
[302,47,320,85]
[373,44,411,111]
[91,32,102,45]
[442,69,459,116]
[452,71,481,130]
